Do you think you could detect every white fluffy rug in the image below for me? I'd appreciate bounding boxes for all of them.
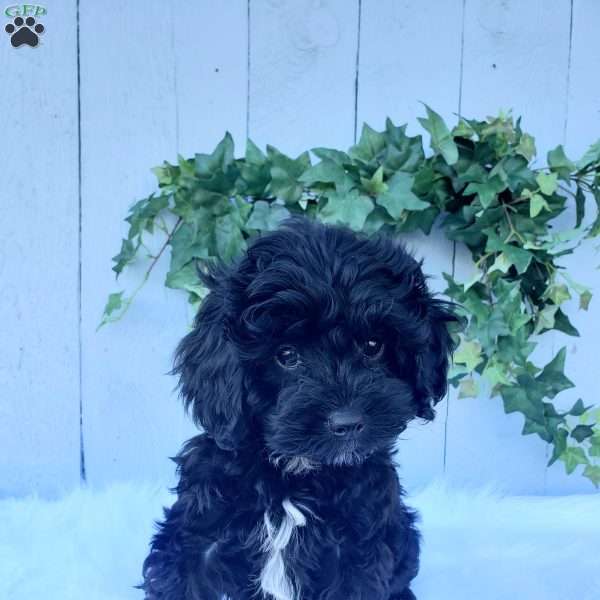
[0,482,598,600]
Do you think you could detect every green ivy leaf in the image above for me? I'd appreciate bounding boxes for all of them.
[503,244,534,274]
[569,399,587,417]
[112,238,138,277]
[547,145,575,181]
[583,464,600,488]
[452,119,476,138]
[562,446,589,475]
[245,138,266,164]
[516,133,536,161]
[246,200,290,231]
[299,159,349,188]
[376,171,429,218]
[488,252,512,274]
[195,132,235,178]
[448,361,470,383]
[397,206,439,234]
[589,434,600,457]
[311,147,352,167]
[553,308,580,337]
[103,291,125,317]
[382,119,425,173]
[575,186,585,228]
[98,291,127,329]
[360,166,388,195]
[267,146,311,204]
[571,424,595,443]
[501,384,546,427]
[545,284,571,305]
[536,172,558,196]
[490,155,535,192]
[580,289,592,310]
[238,139,271,196]
[484,229,534,274]
[536,347,575,399]
[418,105,459,165]
[215,212,247,260]
[464,175,506,209]
[529,193,549,218]
[458,377,479,398]
[482,358,511,388]
[522,417,554,442]
[471,308,512,351]
[362,205,394,234]
[169,222,211,273]
[126,194,170,239]
[349,124,386,164]
[533,304,558,335]
[561,271,590,297]
[454,337,483,371]
[319,189,374,231]
[548,428,568,466]
[152,162,179,187]
[165,261,206,297]
[576,138,600,170]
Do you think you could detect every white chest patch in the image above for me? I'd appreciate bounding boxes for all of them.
[259,498,307,600]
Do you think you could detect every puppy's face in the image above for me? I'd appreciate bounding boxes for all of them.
[175,218,457,470]
[257,283,423,469]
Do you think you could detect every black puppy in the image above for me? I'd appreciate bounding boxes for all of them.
[142,217,457,600]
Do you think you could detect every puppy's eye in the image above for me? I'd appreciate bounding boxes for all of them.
[275,346,301,369]
[360,338,384,359]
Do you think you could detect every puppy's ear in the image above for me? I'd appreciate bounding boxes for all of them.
[172,266,247,450]
[414,299,459,420]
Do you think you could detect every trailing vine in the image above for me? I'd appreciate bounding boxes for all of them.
[103,106,600,487]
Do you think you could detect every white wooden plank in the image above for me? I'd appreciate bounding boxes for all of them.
[174,1,248,157]
[461,0,571,160]
[447,0,572,494]
[173,0,249,325]
[546,0,600,494]
[79,0,186,488]
[249,0,358,154]
[564,0,600,158]
[358,0,464,136]
[358,0,464,489]
[0,1,80,496]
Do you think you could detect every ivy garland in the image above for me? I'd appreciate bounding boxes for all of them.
[103,106,600,487]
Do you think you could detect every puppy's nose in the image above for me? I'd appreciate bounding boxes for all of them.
[328,409,365,437]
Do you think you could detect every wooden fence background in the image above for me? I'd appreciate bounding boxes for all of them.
[2,0,599,497]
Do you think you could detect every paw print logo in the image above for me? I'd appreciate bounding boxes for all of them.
[5,16,45,47]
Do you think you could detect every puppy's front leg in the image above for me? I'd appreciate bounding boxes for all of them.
[141,436,244,600]
[386,500,420,600]
[141,488,224,600]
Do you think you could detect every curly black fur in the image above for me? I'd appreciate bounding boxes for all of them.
[141,217,458,600]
